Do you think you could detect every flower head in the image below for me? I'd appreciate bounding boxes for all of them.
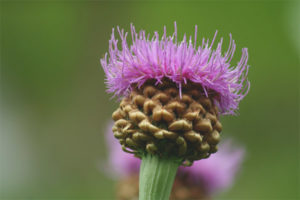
[104,121,245,198]
[101,22,249,115]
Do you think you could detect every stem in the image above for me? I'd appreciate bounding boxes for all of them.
[139,153,180,200]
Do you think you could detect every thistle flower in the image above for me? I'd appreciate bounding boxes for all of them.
[101,23,249,162]
[104,121,245,200]
[101,23,249,199]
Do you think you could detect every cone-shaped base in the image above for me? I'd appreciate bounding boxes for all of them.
[112,78,222,164]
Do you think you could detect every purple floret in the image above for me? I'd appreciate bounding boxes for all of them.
[101,22,250,115]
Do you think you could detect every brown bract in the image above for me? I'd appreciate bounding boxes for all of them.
[112,79,222,163]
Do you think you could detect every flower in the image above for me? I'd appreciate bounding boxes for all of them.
[104,121,245,199]
[102,23,250,164]
[101,22,249,115]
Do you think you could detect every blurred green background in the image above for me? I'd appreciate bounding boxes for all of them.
[1,1,299,199]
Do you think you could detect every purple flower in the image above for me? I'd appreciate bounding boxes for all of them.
[101,23,250,115]
[105,121,245,195]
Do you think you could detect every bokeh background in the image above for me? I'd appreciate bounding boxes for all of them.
[1,1,299,199]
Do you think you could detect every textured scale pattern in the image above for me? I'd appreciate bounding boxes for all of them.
[112,79,222,163]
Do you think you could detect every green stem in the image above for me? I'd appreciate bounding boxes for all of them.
[139,153,180,200]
